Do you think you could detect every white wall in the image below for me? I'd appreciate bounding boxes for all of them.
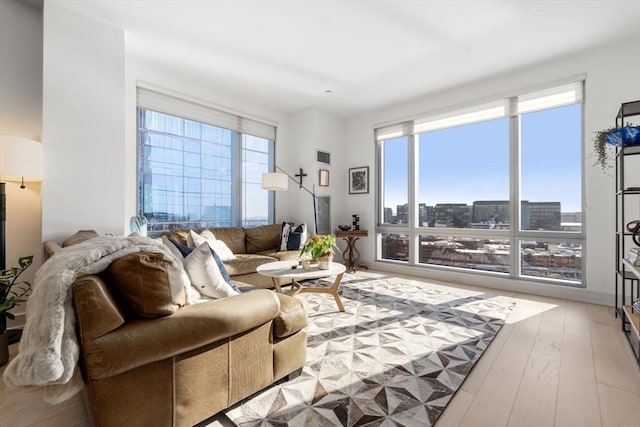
[0,0,43,326]
[42,3,126,241]
[281,109,348,237]
[42,3,301,244]
[347,39,640,305]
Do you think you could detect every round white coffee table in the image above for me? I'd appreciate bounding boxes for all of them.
[257,260,347,312]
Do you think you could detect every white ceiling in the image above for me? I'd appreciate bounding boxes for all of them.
[54,0,640,118]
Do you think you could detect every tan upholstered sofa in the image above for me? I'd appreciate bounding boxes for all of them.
[164,223,300,288]
[72,270,308,426]
[44,224,301,289]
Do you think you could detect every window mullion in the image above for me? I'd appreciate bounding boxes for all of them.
[509,100,521,279]
[408,134,417,264]
[232,132,241,226]
[376,141,384,226]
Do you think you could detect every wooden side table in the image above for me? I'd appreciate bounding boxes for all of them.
[335,229,368,273]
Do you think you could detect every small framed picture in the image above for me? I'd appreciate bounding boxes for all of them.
[319,169,330,187]
[349,166,369,194]
[316,150,331,165]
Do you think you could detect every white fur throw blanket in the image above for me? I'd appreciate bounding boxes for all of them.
[2,235,186,404]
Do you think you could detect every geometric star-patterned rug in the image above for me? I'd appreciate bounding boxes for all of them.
[219,273,514,427]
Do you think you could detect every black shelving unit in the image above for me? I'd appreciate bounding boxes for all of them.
[614,100,640,365]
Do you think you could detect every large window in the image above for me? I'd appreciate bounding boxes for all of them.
[137,88,275,231]
[376,81,584,286]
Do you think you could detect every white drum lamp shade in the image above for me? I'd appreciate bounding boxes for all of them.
[262,172,288,191]
[0,135,44,182]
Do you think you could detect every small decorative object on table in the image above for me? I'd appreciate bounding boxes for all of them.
[1,255,33,365]
[129,215,148,236]
[352,214,360,231]
[300,234,340,270]
[633,297,640,313]
[338,224,351,231]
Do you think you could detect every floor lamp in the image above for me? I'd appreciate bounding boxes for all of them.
[0,135,42,349]
[262,166,318,234]
[0,135,43,283]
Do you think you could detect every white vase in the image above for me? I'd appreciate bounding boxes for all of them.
[317,254,333,270]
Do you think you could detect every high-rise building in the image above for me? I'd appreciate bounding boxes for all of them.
[528,202,561,231]
[383,207,393,224]
[472,200,509,225]
[396,203,409,224]
[561,211,582,223]
[418,203,435,227]
[435,203,469,227]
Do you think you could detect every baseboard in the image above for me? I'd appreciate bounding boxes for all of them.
[6,312,26,330]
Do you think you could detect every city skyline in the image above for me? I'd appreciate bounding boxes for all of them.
[383,198,580,232]
[383,103,582,214]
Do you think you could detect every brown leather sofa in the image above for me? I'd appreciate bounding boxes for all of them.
[165,223,300,288]
[44,224,301,289]
[73,271,308,426]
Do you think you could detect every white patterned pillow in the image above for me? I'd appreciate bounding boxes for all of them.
[183,243,240,299]
[188,229,235,260]
[279,222,307,251]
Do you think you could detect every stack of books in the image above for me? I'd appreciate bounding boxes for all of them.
[627,246,640,266]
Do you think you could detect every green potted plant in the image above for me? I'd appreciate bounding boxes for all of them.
[300,235,340,270]
[1,255,33,365]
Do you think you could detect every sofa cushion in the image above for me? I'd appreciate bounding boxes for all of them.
[273,293,308,338]
[104,252,188,318]
[167,238,240,294]
[267,250,302,262]
[184,243,240,299]
[161,236,184,261]
[245,223,282,254]
[73,275,127,341]
[209,227,246,254]
[223,254,277,276]
[43,240,63,257]
[188,230,236,261]
[62,229,99,247]
[167,238,193,258]
[168,228,191,246]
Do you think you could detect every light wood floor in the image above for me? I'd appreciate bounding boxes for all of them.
[1,271,639,427]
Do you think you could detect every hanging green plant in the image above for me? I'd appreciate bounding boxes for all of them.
[592,126,617,172]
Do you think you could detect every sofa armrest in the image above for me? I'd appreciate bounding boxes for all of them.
[81,289,280,380]
[73,276,127,342]
[43,241,63,258]
[273,293,308,338]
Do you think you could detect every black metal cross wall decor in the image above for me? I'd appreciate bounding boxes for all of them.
[294,168,307,188]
